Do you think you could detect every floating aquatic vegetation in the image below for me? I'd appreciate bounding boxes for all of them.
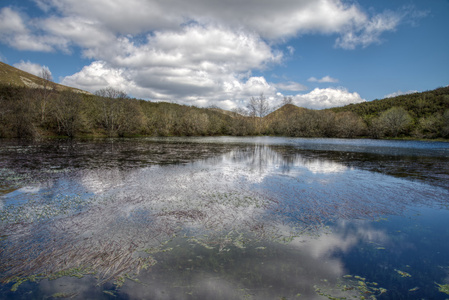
[1,140,448,294]
[0,168,34,195]
[0,158,330,290]
[0,193,93,223]
[1,165,276,289]
[103,290,116,297]
[49,292,79,299]
[395,269,412,278]
[436,283,449,294]
[315,275,387,300]
[186,230,253,252]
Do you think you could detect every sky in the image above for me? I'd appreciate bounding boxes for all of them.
[0,0,448,111]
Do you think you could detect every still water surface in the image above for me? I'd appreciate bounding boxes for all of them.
[1,137,449,299]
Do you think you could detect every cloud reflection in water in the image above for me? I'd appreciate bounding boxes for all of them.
[1,144,447,299]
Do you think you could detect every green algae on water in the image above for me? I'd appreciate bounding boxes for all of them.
[436,283,449,295]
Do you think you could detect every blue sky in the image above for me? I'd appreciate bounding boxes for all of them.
[0,0,448,110]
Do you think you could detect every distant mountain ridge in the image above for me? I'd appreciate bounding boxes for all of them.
[0,61,90,94]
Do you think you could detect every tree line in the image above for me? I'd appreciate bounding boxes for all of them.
[0,85,235,138]
[0,84,448,139]
[329,87,449,139]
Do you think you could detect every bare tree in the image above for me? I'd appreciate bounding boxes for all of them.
[247,93,270,118]
[181,109,210,136]
[94,87,131,137]
[334,111,366,138]
[39,67,55,123]
[271,96,294,111]
[0,95,7,122]
[230,107,254,135]
[52,91,83,137]
[246,93,271,134]
[95,87,128,99]
[0,94,15,137]
[154,105,176,136]
[232,107,250,117]
[40,68,53,85]
[14,91,38,138]
[282,96,293,106]
[117,99,144,137]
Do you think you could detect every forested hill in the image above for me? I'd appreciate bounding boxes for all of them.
[326,86,449,139]
[0,84,238,138]
[1,83,448,139]
[330,86,449,119]
[0,61,448,139]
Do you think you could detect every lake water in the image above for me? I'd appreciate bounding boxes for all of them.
[1,137,449,299]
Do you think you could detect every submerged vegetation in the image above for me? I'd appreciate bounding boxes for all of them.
[436,283,449,295]
[1,141,449,298]
[315,275,388,300]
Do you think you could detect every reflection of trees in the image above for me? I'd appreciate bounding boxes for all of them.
[223,145,347,177]
[228,144,449,190]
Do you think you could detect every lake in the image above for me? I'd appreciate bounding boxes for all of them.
[1,137,449,299]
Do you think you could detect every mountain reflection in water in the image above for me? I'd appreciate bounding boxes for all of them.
[1,138,448,299]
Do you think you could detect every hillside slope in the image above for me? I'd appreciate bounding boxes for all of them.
[265,104,308,120]
[0,61,90,94]
[264,87,449,139]
[328,86,449,119]
[0,60,447,139]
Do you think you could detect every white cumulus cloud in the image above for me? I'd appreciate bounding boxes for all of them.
[384,90,418,98]
[33,0,397,41]
[62,24,283,109]
[62,61,128,93]
[293,87,365,109]
[308,76,339,83]
[1,0,417,109]
[275,81,308,92]
[0,7,28,34]
[335,11,401,49]
[0,7,66,52]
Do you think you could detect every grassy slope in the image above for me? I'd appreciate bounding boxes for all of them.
[0,61,90,94]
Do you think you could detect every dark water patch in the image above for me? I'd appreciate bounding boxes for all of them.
[334,209,449,299]
[0,138,235,195]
